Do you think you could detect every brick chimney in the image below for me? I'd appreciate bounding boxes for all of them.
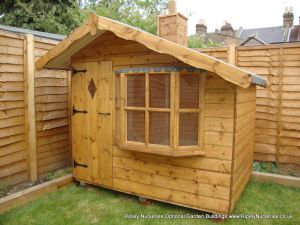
[283,7,294,28]
[157,0,188,46]
[196,19,207,35]
[221,21,234,36]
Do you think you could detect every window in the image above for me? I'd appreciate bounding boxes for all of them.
[116,70,205,157]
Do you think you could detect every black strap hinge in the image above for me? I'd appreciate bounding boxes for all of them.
[72,106,87,115]
[74,160,88,168]
[71,67,87,76]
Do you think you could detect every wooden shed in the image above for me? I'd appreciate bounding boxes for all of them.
[36,13,266,215]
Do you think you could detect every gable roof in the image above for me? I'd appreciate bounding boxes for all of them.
[36,13,266,88]
[240,33,268,46]
[238,26,285,44]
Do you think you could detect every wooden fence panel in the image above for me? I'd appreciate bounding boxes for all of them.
[0,31,28,185]
[278,46,300,174]
[33,37,70,178]
[237,46,280,163]
[0,30,70,186]
[199,43,300,175]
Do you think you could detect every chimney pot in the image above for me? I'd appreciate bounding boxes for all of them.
[283,7,294,28]
[221,21,234,36]
[196,19,207,35]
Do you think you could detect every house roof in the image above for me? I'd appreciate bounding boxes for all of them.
[0,24,65,41]
[237,26,285,44]
[240,33,268,46]
[36,13,266,88]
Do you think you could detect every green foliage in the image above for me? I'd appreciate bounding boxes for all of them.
[0,0,167,35]
[0,182,299,224]
[0,179,10,198]
[0,0,84,35]
[44,167,71,181]
[188,35,220,48]
[83,0,168,34]
[253,161,279,174]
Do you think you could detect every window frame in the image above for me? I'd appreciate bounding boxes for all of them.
[117,70,206,157]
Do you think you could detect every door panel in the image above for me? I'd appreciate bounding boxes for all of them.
[72,62,91,182]
[85,62,100,183]
[71,61,113,186]
[98,61,113,187]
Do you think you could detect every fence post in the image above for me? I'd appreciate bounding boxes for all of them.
[276,47,284,167]
[228,44,236,66]
[24,33,37,182]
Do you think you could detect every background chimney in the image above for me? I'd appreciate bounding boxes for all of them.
[196,19,207,35]
[283,7,294,28]
[157,0,188,46]
[221,21,234,36]
[168,0,177,14]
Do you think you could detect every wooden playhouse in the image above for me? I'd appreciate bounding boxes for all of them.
[36,12,266,214]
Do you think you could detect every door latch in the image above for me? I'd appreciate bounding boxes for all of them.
[74,160,88,168]
[98,112,111,116]
[71,67,87,76]
[72,106,87,115]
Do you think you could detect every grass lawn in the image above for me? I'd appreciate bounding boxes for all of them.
[0,181,299,225]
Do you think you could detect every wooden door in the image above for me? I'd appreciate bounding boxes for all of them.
[71,61,113,187]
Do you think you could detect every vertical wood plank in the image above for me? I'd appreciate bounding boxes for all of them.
[199,72,206,148]
[228,43,237,212]
[112,72,116,145]
[86,62,100,182]
[99,61,113,187]
[24,34,37,182]
[71,62,88,181]
[67,71,72,168]
[145,72,149,146]
[228,87,237,214]
[169,72,175,149]
[174,72,180,149]
[228,44,236,66]
[120,73,126,144]
[276,47,284,166]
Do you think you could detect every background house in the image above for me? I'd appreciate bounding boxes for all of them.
[192,7,300,46]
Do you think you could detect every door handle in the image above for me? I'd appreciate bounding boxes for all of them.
[98,112,111,116]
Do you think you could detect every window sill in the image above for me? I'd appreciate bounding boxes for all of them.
[118,144,205,157]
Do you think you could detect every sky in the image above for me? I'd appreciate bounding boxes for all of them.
[175,0,300,35]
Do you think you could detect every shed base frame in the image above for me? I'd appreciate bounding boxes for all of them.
[73,177,230,215]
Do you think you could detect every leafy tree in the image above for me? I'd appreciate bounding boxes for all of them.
[83,0,168,34]
[0,0,83,35]
[0,0,168,35]
[188,35,220,48]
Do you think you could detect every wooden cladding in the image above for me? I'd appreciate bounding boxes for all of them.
[117,70,205,157]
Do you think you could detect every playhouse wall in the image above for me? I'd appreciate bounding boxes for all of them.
[230,86,256,211]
